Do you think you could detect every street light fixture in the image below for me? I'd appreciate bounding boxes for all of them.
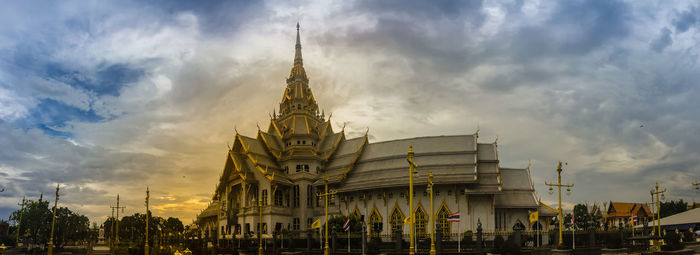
[544,162,574,246]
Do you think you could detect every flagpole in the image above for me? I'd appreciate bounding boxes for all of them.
[572,212,575,250]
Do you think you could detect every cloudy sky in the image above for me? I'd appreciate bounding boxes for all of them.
[1,0,700,224]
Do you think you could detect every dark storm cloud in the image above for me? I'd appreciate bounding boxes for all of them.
[510,0,630,60]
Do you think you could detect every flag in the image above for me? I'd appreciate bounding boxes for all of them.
[403,216,411,224]
[343,218,350,232]
[529,211,539,223]
[633,215,638,224]
[311,219,322,229]
[571,213,574,224]
[447,211,460,222]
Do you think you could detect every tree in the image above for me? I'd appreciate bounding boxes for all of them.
[659,200,687,218]
[10,199,90,248]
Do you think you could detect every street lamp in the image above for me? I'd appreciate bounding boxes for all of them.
[427,171,436,255]
[650,182,666,250]
[544,162,574,246]
[316,175,337,255]
[48,184,60,255]
[406,145,418,255]
[258,198,263,255]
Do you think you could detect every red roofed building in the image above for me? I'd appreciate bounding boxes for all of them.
[605,201,653,227]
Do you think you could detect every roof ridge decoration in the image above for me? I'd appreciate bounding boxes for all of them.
[323,129,345,161]
[258,130,282,160]
[337,130,369,181]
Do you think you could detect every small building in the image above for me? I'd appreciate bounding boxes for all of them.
[605,201,653,227]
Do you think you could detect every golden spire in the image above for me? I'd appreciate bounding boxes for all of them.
[295,22,302,65]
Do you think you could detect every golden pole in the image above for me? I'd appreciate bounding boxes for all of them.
[110,195,126,246]
[16,197,25,246]
[407,145,417,255]
[316,175,336,255]
[544,162,573,246]
[145,187,150,255]
[258,198,263,255]
[650,182,665,249]
[428,171,436,255]
[48,184,59,255]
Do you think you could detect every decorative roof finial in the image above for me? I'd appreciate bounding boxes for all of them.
[294,22,302,64]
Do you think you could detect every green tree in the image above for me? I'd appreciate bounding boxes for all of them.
[10,199,90,247]
[11,199,52,245]
[659,199,687,218]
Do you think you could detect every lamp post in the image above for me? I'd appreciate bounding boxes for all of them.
[111,195,126,246]
[406,145,418,255]
[650,182,666,249]
[544,162,574,246]
[48,184,60,255]
[693,181,699,192]
[16,197,25,246]
[146,187,150,255]
[258,198,263,255]
[316,175,337,255]
[427,171,436,255]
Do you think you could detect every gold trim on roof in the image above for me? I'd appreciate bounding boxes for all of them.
[304,116,310,134]
[338,131,369,181]
[271,121,283,137]
[324,131,344,161]
[258,131,282,160]
[319,121,329,138]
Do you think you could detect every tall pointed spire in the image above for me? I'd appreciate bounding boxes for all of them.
[295,22,303,65]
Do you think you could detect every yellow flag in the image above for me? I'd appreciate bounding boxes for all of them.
[311,219,322,229]
[404,216,412,224]
[529,211,539,223]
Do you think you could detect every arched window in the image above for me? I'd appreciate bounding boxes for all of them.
[437,203,451,240]
[353,207,362,220]
[390,206,404,239]
[414,204,428,239]
[369,207,382,239]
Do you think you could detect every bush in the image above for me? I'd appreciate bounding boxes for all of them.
[661,231,684,251]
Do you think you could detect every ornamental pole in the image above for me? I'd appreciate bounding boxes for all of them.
[316,175,337,255]
[145,187,150,255]
[407,146,417,255]
[544,162,573,246]
[258,198,263,255]
[48,184,59,255]
[16,197,25,246]
[428,171,436,255]
[650,182,666,250]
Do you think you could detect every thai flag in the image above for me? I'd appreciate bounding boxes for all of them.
[633,215,638,224]
[343,217,350,232]
[447,211,460,222]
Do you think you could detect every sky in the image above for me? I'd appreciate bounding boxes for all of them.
[1,0,700,225]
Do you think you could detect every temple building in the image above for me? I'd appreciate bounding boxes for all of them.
[195,24,540,242]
